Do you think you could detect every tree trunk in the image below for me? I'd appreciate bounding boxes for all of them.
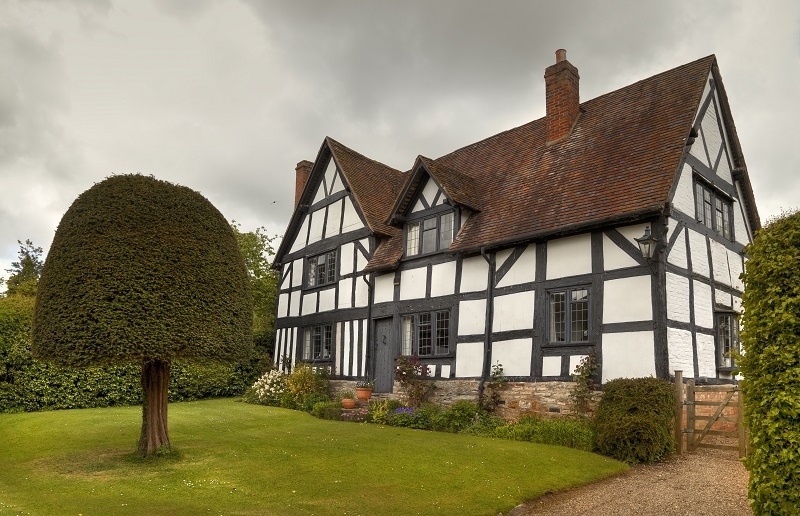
[138,358,171,457]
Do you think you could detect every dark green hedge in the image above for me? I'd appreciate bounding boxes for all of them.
[32,174,252,367]
[593,377,675,464]
[739,210,800,515]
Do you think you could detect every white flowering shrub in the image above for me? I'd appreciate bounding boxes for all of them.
[249,370,288,406]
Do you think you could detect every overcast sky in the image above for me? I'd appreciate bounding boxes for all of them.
[1,0,798,284]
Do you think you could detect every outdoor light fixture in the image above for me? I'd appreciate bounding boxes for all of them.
[635,225,660,273]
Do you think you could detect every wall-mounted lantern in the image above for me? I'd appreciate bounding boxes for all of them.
[635,225,660,273]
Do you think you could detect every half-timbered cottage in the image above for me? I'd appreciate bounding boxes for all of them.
[272,50,759,406]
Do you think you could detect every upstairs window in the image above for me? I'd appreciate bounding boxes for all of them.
[401,310,451,356]
[717,312,740,369]
[306,250,337,287]
[548,287,590,344]
[405,211,454,257]
[303,323,333,361]
[695,180,733,240]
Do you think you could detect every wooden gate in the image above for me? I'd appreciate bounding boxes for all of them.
[673,371,748,458]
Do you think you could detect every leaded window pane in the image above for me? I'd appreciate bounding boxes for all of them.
[695,183,705,224]
[418,313,432,355]
[303,329,311,360]
[421,217,437,254]
[322,324,332,359]
[407,222,420,256]
[703,189,713,230]
[326,251,337,284]
[570,289,589,342]
[549,291,566,342]
[439,212,454,249]
[435,311,449,355]
[402,316,414,356]
[722,204,731,239]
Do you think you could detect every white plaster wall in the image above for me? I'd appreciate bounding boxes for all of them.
[421,177,440,207]
[715,288,732,309]
[603,275,653,323]
[430,261,456,297]
[667,226,689,269]
[460,256,488,293]
[400,267,427,300]
[318,288,336,312]
[667,327,694,376]
[496,245,536,288]
[696,333,717,378]
[602,331,656,382]
[693,281,714,329]
[359,319,368,376]
[493,291,534,331]
[495,249,513,272]
[666,272,691,323]
[356,246,368,272]
[616,223,651,249]
[339,242,354,276]
[441,364,451,378]
[301,292,317,316]
[312,178,326,205]
[308,209,324,245]
[354,276,369,308]
[733,199,750,246]
[458,299,486,335]
[334,323,343,375]
[338,278,353,309]
[277,293,289,318]
[569,355,588,376]
[291,258,303,288]
[325,200,342,238]
[455,342,484,377]
[728,249,744,291]
[710,239,732,287]
[342,321,351,376]
[341,197,363,233]
[688,229,710,278]
[671,163,696,216]
[546,234,591,279]
[412,199,425,213]
[290,327,298,368]
[280,264,291,290]
[602,233,639,270]
[491,339,532,376]
[289,217,308,254]
[289,290,301,317]
[542,356,562,376]
[374,273,395,304]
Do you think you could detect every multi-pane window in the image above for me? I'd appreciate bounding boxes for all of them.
[401,310,450,356]
[548,287,590,344]
[306,250,337,287]
[405,211,455,257]
[717,313,740,369]
[695,180,733,240]
[303,324,333,361]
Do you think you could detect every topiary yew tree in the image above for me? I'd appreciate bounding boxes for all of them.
[32,174,252,457]
[739,209,800,514]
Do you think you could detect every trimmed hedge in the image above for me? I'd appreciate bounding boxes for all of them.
[593,377,675,463]
[739,210,800,515]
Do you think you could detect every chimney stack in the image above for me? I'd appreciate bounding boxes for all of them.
[294,160,314,208]
[544,49,580,144]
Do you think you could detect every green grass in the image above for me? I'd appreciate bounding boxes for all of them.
[0,399,627,515]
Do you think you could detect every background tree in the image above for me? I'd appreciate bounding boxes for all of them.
[3,240,44,297]
[32,174,252,457]
[739,209,800,514]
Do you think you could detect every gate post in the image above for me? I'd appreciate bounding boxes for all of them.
[686,379,696,451]
[674,370,683,455]
[737,387,747,458]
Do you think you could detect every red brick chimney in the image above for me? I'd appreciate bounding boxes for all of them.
[544,49,580,144]
[294,160,314,208]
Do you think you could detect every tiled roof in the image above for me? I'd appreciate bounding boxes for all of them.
[363,54,719,271]
[417,156,481,212]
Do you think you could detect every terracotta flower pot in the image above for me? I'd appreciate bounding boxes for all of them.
[355,388,373,401]
[341,398,356,409]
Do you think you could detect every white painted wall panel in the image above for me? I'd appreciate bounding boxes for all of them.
[667,327,694,377]
[440,364,451,378]
[667,227,688,269]
[307,209,324,245]
[542,356,561,377]
[733,199,750,246]
[334,323,343,375]
[603,275,653,323]
[342,321,351,377]
[338,278,353,309]
[493,291,534,331]
[710,239,732,287]
[496,245,536,288]
[602,331,656,382]
[716,288,732,309]
[400,267,427,300]
[671,163,696,216]
[318,288,336,312]
[728,249,744,291]
[602,233,639,271]
[312,179,326,205]
[290,327,298,368]
[291,259,303,288]
[458,299,486,335]
[339,242,354,276]
[277,293,289,318]
[460,256,488,293]
[280,264,291,290]
[693,281,714,329]
[411,199,426,213]
[289,290,301,317]
[356,246,368,272]
[688,229,710,278]
[301,292,317,316]
[373,273,395,304]
[341,197,363,233]
[421,178,439,207]
[455,342,484,377]
[289,216,308,254]
[616,223,651,249]
[325,199,342,238]
[696,333,716,377]
[354,276,369,308]
[546,234,591,279]
[430,261,456,297]
[569,355,588,376]
[491,339,532,376]
[666,272,691,323]
[717,147,733,185]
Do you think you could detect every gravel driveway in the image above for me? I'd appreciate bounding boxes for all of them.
[508,446,752,516]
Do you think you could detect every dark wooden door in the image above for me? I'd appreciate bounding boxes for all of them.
[374,318,397,393]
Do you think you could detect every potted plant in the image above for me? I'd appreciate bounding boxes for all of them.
[339,390,356,409]
[355,378,375,400]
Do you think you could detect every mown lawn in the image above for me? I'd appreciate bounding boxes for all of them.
[0,398,627,515]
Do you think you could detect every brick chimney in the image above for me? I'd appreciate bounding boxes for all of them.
[294,160,314,208]
[544,49,580,144]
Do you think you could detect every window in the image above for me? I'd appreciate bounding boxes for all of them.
[695,180,733,240]
[548,287,590,344]
[306,249,337,287]
[405,211,455,257]
[303,324,333,360]
[401,310,451,356]
[717,313,740,369]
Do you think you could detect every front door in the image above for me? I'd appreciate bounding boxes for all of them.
[373,318,397,393]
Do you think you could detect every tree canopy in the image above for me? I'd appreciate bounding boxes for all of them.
[3,240,44,297]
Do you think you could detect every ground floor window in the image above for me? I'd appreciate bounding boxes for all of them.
[548,286,590,344]
[303,323,333,360]
[717,313,740,369]
[401,310,450,356]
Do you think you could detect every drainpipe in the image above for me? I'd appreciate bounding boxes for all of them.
[478,246,495,402]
